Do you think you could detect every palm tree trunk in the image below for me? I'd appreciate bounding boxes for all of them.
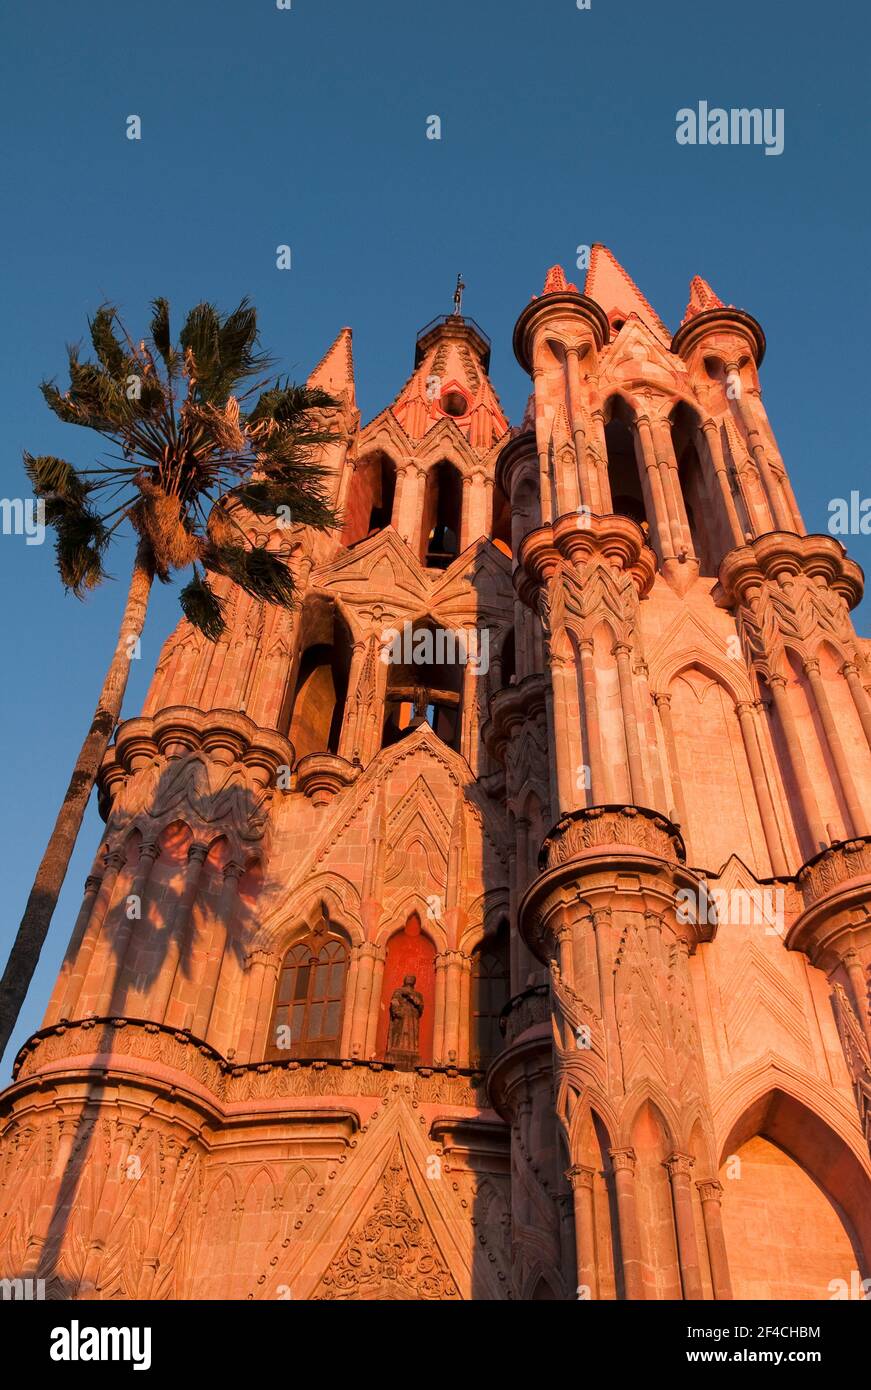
[0,538,155,1062]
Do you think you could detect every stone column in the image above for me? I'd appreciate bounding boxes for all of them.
[652,417,695,560]
[152,841,209,1023]
[653,692,688,831]
[348,942,380,1059]
[194,860,244,1040]
[609,1147,645,1300]
[701,418,744,547]
[22,1117,78,1276]
[841,661,871,755]
[363,947,386,1058]
[578,637,608,804]
[340,946,361,1056]
[768,675,827,852]
[696,1179,733,1300]
[433,954,448,1062]
[665,1152,704,1300]
[803,658,867,836]
[727,367,792,531]
[565,347,591,510]
[441,951,465,1065]
[566,1164,599,1299]
[554,919,575,990]
[61,848,127,1019]
[614,643,647,804]
[843,950,871,1052]
[550,654,583,813]
[138,1137,186,1298]
[80,1119,139,1293]
[458,956,472,1067]
[102,839,161,1015]
[734,701,789,876]
[589,407,610,513]
[460,473,474,551]
[45,870,103,1024]
[636,415,676,560]
[235,949,272,1062]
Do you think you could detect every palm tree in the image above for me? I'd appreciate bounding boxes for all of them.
[0,297,339,1059]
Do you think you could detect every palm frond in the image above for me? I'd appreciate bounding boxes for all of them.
[179,569,225,640]
[204,542,296,608]
[247,380,337,428]
[233,479,337,530]
[181,299,271,405]
[23,452,89,502]
[149,297,178,374]
[52,502,110,595]
[88,304,128,379]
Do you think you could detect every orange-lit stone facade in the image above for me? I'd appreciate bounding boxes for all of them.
[2,247,870,1300]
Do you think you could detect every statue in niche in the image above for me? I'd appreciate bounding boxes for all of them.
[387,975,424,1066]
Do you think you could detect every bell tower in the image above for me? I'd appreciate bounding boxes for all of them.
[489,249,871,1299]
[1,253,870,1302]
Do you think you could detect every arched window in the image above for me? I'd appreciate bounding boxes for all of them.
[267,929,349,1059]
[286,597,353,760]
[470,921,510,1066]
[604,397,648,531]
[342,451,397,547]
[421,461,462,568]
[382,619,463,751]
[491,480,512,558]
[671,402,725,577]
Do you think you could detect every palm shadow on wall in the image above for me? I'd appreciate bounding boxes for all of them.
[13,759,264,1299]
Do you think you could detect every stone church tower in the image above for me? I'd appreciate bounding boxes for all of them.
[2,248,871,1301]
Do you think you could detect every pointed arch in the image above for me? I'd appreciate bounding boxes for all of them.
[718,1087,870,1299]
[342,449,397,546]
[629,1098,682,1299]
[286,594,353,760]
[421,460,463,568]
[603,394,649,530]
[376,912,436,1065]
[265,914,352,1060]
[670,400,729,576]
[662,660,772,875]
[469,919,510,1067]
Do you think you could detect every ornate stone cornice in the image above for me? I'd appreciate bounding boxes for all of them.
[716,532,864,613]
[539,805,686,873]
[10,1018,490,1112]
[295,752,361,806]
[787,836,871,967]
[517,514,656,610]
[671,305,766,365]
[513,291,610,374]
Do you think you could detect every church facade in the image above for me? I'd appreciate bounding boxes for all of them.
[2,247,871,1300]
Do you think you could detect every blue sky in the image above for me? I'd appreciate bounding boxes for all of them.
[1,0,869,1077]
